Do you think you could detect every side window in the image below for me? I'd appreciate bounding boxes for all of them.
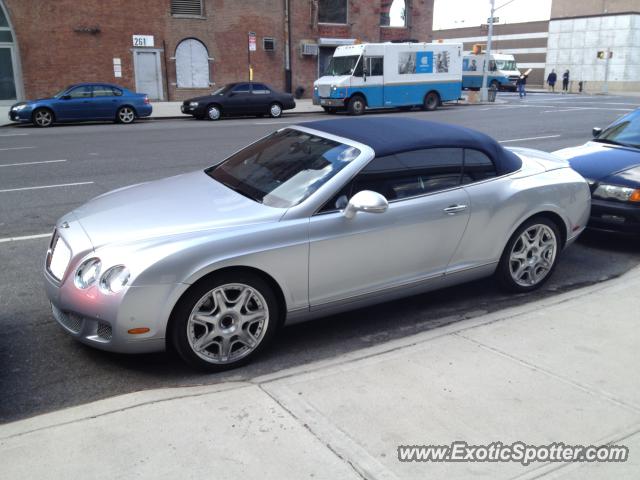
[462,149,497,183]
[112,87,123,96]
[92,85,114,97]
[353,57,364,77]
[252,83,270,94]
[67,85,92,98]
[318,148,464,212]
[370,57,384,76]
[232,83,251,93]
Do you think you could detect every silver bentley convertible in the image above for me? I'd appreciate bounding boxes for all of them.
[44,118,590,370]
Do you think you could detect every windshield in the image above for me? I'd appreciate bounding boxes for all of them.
[206,129,361,208]
[595,115,640,149]
[325,55,361,76]
[53,87,72,98]
[495,60,517,71]
[212,85,232,95]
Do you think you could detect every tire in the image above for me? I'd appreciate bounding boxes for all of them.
[169,271,281,372]
[269,103,283,118]
[347,96,366,116]
[116,106,136,124]
[32,108,54,128]
[206,104,222,121]
[496,217,561,293]
[422,91,440,111]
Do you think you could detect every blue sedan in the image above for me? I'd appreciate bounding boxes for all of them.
[554,109,640,235]
[8,83,153,127]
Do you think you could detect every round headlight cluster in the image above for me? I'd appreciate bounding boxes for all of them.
[74,259,130,294]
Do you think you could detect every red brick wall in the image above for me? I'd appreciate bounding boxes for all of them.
[4,0,433,100]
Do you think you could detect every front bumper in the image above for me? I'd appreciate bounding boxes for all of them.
[8,108,32,122]
[43,225,189,354]
[587,198,640,234]
[315,97,345,107]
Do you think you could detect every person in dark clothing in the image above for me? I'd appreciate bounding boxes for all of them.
[516,73,528,98]
[547,69,557,92]
[562,70,570,93]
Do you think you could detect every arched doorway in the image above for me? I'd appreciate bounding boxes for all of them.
[175,38,210,89]
[0,0,21,102]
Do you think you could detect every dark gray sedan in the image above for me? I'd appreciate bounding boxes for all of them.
[181,82,296,120]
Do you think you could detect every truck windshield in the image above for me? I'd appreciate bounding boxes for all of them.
[495,60,517,71]
[325,55,361,76]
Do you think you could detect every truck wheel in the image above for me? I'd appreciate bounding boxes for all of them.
[423,92,440,111]
[347,96,366,116]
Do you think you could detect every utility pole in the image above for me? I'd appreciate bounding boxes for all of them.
[480,0,495,102]
[603,47,610,94]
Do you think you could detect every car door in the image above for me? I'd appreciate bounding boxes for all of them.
[250,83,272,114]
[308,148,471,308]
[362,56,384,108]
[224,83,252,115]
[90,85,119,119]
[53,85,93,120]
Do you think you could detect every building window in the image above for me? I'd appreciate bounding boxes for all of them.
[171,0,203,17]
[318,0,347,24]
[175,38,210,88]
[263,37,275,52]
[381,0,408,27]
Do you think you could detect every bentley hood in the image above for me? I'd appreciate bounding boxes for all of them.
[72,171,284,248]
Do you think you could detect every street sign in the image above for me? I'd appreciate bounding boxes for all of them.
[132,35,154,47]
[487,16,499,23]
[248,32,257,51]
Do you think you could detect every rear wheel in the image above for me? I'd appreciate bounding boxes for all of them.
[423,92,440,111]
[496,217,561,292]
[170,271,281,371]
[32,108,54,127]
[116,106,136,124]
[347,96,366,116]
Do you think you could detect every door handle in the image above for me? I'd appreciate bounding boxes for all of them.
[443,204,467,215]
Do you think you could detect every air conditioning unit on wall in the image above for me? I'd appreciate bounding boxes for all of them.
[301,43,319,56]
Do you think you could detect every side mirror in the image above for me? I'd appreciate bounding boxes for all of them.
[61,95,72,100]
[592,127,602,138]
[343,190,388,219]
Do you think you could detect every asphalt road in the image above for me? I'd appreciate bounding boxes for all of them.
[1,92,639,423]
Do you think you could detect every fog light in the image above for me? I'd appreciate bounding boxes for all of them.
[128,328,150,334]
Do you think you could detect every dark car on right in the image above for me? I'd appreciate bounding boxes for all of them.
[181,82,296,121]
[554,109,640,235]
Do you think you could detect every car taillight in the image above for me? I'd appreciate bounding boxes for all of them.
[144,96,150,104]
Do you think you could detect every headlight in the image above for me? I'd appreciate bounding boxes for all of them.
[593,184,640,203]
[99,265,130,294]
[189,101,199,107]
[314,85,318,91]
[13,104,28,111]
[74,258,102,289]
[331,85,337,91]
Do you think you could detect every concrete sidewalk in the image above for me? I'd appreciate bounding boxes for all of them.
[2,266,639,479]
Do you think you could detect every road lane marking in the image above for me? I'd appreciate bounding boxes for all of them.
[0,159,67,168]
[0,233,51,244]
[0,133,28,137]
[541,107,633,113]
[499,135,561,143]
[0,181,94,193]
[0,146,36,151]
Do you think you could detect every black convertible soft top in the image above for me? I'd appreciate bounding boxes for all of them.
[302,117,522,175]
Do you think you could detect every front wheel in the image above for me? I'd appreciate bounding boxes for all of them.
[116,106,136,124]
[207,104,222,121]
[347,96,366,116]
[169,271,281,371]
[269,103,283,118]
[32,108,54,127]
[496,217,561,293]
[423,92,440,111]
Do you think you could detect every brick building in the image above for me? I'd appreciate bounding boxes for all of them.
[0,0,434,104]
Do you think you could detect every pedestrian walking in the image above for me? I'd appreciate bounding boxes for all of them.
[547,69,557,92]
[562,69,570,93]
[517,73,528,99]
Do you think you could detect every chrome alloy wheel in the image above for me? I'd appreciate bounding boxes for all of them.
[269,103,282,118]
[509,224,557,287]
[207,105,221,120]
[34,109,53,127]
[187,283,269,364]
[118,106,135,123]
